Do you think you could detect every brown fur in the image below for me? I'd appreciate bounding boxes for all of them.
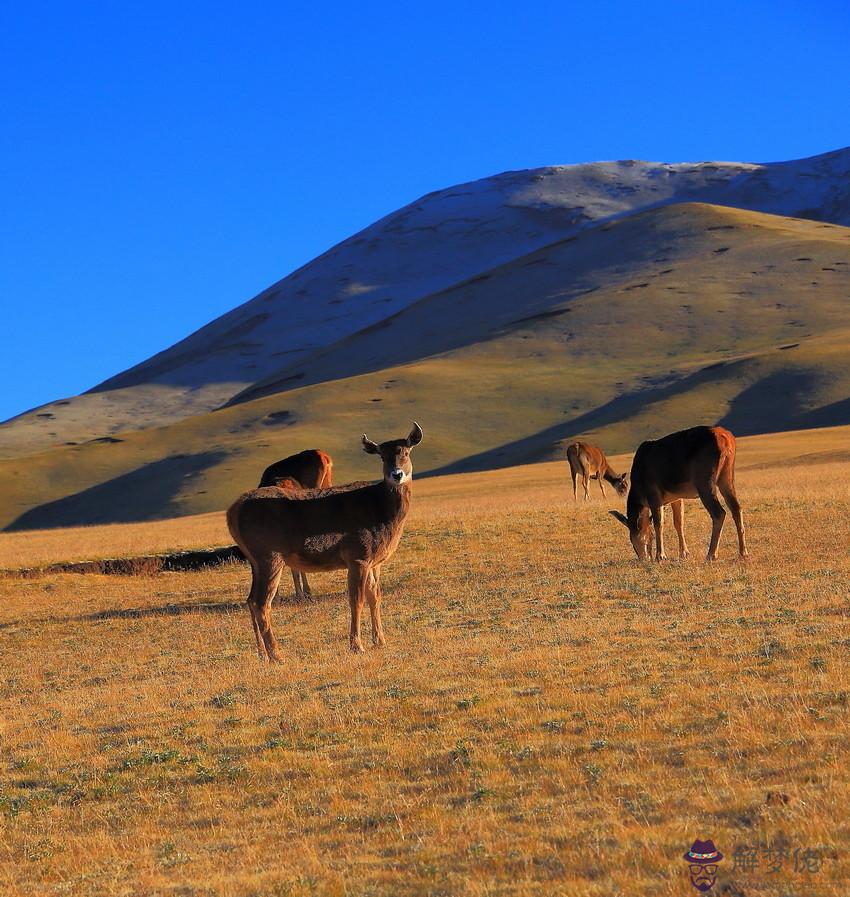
[228,424,423,661]
[566,441,628,501]
[256,449,333,601]
[259,449,333,489]
[610,425,747,561]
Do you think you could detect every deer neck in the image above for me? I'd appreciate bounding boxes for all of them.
[380,479,412,523]
[601,466,621,486]
[625,491,646,527]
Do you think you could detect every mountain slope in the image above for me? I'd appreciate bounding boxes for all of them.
[2,202,849,531]
[228,201,850,405]
[2,147,849,458]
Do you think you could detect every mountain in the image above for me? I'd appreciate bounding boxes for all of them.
[2,196,850,531]
[2,146,849,459]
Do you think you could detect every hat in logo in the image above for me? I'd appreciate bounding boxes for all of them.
[683,839,724,865]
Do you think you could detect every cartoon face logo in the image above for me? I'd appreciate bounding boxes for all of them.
[683,840,723,891]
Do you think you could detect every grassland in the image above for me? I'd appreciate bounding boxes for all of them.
[1,426,848,895]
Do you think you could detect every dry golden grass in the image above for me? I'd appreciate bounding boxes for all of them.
[0,427,848,895]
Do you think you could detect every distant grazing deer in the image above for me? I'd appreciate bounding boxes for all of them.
[228,423,423,661]
[257,449,333,601]
[610,425,747,561]
[566,441,629,501]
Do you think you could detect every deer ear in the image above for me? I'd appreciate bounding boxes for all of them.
[406,421,423,447]
[362,435,381,454]
[609,510,629,528]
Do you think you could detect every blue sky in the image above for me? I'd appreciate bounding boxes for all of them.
[2,1,848,422]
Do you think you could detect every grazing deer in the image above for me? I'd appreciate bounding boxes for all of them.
[227,423,423,661]
[257,449,333,601]
[610,425,747,561]
[566,441,629,501]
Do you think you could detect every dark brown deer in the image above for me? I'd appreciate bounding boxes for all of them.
[257,449,333,601]
[227,423,423,661]
[566,441,629,501]
[610,425,747,561]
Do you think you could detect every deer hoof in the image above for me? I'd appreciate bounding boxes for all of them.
[680,550,690,559]
[350,640,365,654]
[373,636,386,648]
[655,553,667,562]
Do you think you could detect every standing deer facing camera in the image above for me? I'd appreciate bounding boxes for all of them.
[566,441,629,501]
[610,425,747,561]
[227,423,423,661]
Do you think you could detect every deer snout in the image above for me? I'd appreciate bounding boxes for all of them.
[389,468,405,484]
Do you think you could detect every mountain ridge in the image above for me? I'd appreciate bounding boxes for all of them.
[2,146,849,458]
[2,198,849,530]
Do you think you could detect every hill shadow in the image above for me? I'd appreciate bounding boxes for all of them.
[735,394,850,433]
[422,362,847,478]
[717,369,827,435]
[420,359,748,477]
[4,450,228,532]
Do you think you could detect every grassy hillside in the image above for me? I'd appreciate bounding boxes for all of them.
[1,204,849,531]
[7,148,848,456]
[1,428,848,896]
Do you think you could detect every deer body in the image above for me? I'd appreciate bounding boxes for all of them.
[256,449,334,601]
[566,441,628,501]
[228,424,422,661]
[611,425,747,561]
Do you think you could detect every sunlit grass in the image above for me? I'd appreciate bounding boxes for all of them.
[0,428,848,895]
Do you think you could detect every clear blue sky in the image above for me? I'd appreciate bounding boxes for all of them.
[2,1,848,422]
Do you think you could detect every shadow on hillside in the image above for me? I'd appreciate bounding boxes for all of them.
[422,364,849,478]
[420,359,748,477]
[4,450,228,532]
[718,370,828,435]
[761,396,850,432]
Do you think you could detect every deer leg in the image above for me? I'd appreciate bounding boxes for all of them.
[246,565,267,660]
[347,562,369,653]
[301,572,313,599]
[290,570,303,602]
[651,504,666,561]
[598,476,607,498]
[571,469,578,501]
[367,565,385,647]
[671,500,689,559]
[718,481,748,558]
[697,485,727,561]
[248,554,285,662]
[583,474,590,502]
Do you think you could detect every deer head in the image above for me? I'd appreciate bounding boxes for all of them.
[612,473,629,497]
[610,507,651,561]
[362,422,424,487]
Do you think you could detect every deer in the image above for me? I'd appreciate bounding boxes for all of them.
[227,423,423,661]
[566,441,629,501]
[257,449,333,601]
[609,425,747,562]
